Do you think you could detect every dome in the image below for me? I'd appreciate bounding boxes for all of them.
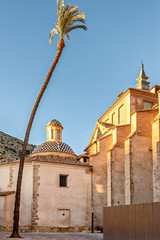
[46,119,62,127]
[32,141,75,155]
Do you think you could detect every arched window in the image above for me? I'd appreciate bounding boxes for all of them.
[57,130,60,140]
[51,129,54,139]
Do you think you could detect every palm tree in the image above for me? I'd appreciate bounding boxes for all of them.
[10,0,87,238]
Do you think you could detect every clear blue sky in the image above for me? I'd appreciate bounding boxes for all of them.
[0,0,160,155]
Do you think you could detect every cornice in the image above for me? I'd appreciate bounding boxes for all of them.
[98,88,158,122]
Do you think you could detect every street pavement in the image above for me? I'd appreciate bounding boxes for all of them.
[0,232,103,240]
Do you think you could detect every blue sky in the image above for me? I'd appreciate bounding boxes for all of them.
[0,0,160,155]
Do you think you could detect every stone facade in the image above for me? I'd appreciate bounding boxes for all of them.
[0,120,92,232]
[31,164,40,230]
[85,65,160,229]
[1,64,160,232]
[0,162,33,231]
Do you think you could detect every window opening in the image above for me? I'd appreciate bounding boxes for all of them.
[143,101,153,109]
[51,129,54,139]
[118,105,124,124]
[59,175,68,187]
[112,113,116,124]
[57,130,60,140]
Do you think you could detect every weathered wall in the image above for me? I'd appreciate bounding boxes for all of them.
[88,143,97,156]
[152,117,160,202]
[125,109,158,204]
[32,162,91,231]
[4,194,15,228]
[0,163,33,229]
[129,134,153,204]
[125,138,131,204]
[0,197,4,227]
[130,91,158,113]
[99,88,158,126]
[109,147,125,206]
[101,93,130,125]
[107,125,131,206]
[90,135,112,229]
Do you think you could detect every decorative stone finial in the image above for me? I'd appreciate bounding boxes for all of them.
[136,62,150,90]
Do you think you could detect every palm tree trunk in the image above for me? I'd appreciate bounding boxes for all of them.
[10,38,65,238]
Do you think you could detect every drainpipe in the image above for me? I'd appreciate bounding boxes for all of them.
[90,165,94,233]
[91,205,94,233]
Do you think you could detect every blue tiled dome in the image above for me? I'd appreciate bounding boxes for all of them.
[32,141,75,155]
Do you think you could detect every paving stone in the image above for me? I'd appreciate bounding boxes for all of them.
[0,232,103,240]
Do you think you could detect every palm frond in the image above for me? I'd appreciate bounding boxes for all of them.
[57,0,60,24]
[57,0,64,26]
[66,33,70,41]
[66,25,87,34]
[67,5,79,15]
[49,28,58,45]
[58,3,70,35]
[69,13,86,25]
[59,0,64,15]
[49,1,87,44]
[62,3,70,18]
[61,6,82,37]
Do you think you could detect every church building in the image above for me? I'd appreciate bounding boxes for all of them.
[0,120,91,232]
[1,63,160,232]
[85,63,160,228]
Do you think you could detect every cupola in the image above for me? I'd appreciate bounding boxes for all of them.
[45,119,63,142]
[136,62,150,90]
[32,119,75,155]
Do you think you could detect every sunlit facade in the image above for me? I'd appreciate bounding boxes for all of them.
[85,64,160,227]
[1,64,160,231]
[0,120,91,232]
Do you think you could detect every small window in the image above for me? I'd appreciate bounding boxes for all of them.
[57,130,60,140]
[112,113,116,124]
[59,175,68,187]
[83,158,87,163]
[96,128,102,139]
[143,101,153,109]
[118,105,124,124]
[51,129,54,139]
[96,140,100,153]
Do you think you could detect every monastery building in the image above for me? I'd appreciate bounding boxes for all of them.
[0,63,160,231]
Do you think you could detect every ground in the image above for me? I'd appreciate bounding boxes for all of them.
[0,232,103,240]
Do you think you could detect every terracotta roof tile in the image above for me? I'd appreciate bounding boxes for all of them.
[26,154,89,167]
